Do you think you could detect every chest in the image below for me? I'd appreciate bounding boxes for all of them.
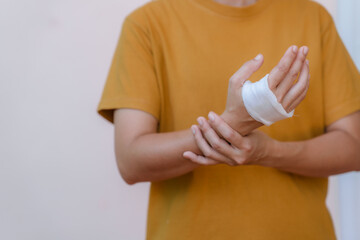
[151,11,325,139]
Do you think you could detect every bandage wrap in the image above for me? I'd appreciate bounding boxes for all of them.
[242,74,294,126]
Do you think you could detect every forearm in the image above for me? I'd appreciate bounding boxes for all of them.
[119,129,202,184]
[261,130,360,177]
[122,120,264,184]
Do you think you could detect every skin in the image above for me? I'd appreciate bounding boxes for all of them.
[114,45,309,184]
[114,0,359,183]
[213,0,257,7]
[181,0,360,174]
[221,46,309,136]
[183,110,360,177]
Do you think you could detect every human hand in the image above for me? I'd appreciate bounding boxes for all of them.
[183,112,276,166]
[222,45,310,135]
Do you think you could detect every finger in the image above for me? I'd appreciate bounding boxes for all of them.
[287,65,310,112]
[268,45,298,89]
[198,117,240,162]
[287,85,308,112]
[275,46,308,103]
[183,151,219,165]
[207,112,250,151]
[282,59,310,111]
[196,119,237,166]
[229,54,264,89]
[192,124,237,166]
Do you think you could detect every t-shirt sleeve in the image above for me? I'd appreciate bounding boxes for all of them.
[96,16,160,124]
[320,6,360,126]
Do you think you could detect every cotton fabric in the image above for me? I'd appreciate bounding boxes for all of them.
[242,74,295,126]
[97,0,360,239]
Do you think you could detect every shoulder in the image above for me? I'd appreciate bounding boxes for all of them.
[305,0,334,21]
[302,1,335,33]
[273,0,334,30]
[299,0,334,22]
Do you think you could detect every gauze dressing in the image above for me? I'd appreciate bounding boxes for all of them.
[242,74,294,126]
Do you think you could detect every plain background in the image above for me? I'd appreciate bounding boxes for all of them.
[0,0,352,239]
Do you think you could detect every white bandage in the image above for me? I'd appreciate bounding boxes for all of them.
[242,74,294,126]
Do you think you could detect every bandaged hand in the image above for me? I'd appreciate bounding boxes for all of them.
[222,45,309,135]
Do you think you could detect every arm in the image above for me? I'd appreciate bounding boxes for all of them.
[114,108,199,184]
[263,111,360,177]
[115,46,308,184]
[185,111,360,177]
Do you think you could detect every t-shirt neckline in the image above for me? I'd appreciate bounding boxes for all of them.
[192,0,272,18]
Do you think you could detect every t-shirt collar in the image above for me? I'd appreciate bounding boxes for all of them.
[192,0,272,18]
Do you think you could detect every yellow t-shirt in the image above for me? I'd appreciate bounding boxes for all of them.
[97,0,360,239]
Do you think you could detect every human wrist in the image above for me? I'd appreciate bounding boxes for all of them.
[256,137,281,167]
[221,110,263,136]
[257,139,304,169]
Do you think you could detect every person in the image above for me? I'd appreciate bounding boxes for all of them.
[97,0,360,239]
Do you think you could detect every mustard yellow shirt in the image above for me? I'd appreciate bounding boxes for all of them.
[97,0,360,239]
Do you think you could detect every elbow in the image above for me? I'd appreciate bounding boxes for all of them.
[353,143,360,172]
[116,156,142,185]
[115,148,137,185]
[122,176,137,185]
[117,162,138,185]
[354,144,360,172]
[356,158,360,172]
[119,168,136,185]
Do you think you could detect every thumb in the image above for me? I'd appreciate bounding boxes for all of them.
[229,54,264,89]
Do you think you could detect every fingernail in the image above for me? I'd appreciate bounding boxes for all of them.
[303,46,309,55]
[208,112,215,122]
[292,45,298,53]
[191,125,196,134]
[254,54,262,61]
[306,59,309,65]
[197,118,203,126]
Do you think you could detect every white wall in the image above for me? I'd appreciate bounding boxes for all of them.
[0,0,150,239]
[0,0,342,240]
[335,1,360,239]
